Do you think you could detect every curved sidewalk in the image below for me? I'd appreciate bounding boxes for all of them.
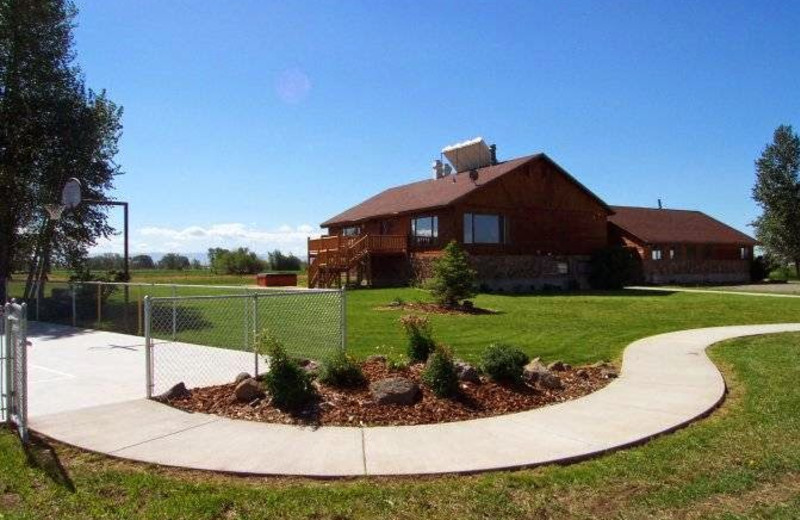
[29,323,800,477]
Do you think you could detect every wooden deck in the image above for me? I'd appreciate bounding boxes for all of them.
[307,234,407,288]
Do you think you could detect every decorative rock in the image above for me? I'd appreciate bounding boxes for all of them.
[454,361,481,384]
[299,359,320,375]
[539,372,563,390]
[547,361,569,372]
[603,369,619,379]
[234,378,265,402]
[370,377,421,405]
[576,369,589,379]
[522,358,548,383]
[366,354,387,363]
[156,382,190,401]
[234,372,252,385]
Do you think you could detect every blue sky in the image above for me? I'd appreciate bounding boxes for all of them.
[74,1,800,257]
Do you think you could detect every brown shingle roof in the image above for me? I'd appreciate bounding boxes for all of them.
[609,206,756,246]
[321,153,611,227]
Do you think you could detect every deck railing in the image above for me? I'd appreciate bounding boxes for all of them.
[307,234,407,287]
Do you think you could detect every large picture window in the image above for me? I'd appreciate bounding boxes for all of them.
[342,226,360,237]
[463,213,505,244]
[411,215,438,246]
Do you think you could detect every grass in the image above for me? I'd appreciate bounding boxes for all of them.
[2,332,800,518]
[10,277,800,364]
[44,268,308,287]
[346,287,800,364]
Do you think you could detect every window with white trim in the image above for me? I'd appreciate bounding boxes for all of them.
[652,248,663,261]
[411,215,438,245]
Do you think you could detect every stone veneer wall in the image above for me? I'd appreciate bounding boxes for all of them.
[642,259,750,285]
[410,252,592,292]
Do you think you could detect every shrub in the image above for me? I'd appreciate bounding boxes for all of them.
[750,255,775,282]
[589,246,642,290]
[318,350,365,388]
[480,343,530,384]
[386,355,409,372]
[399,315,436,362]
[429,240,477,307]
[258,334,316,410]
[422,345,459,398]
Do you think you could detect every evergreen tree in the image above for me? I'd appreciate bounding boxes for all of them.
[429,240,476,307]
[0,0,123,301]
[752,125,800,277]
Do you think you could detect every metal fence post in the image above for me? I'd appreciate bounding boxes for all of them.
[18,303,28,443]
[3,304,10,426]
[340,287,347,351]
[144,296,153,398]
[35,281,40,322]
[71,283,77,327]
[171,285,177,341]
[253,294,259,377]
[96,284,102,328]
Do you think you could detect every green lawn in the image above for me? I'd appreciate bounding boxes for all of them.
[2,332,799,519]
[346,288,800,364]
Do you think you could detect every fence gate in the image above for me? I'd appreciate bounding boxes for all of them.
[1,302,28,442]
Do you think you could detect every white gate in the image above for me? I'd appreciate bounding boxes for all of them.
[2,302,28,442]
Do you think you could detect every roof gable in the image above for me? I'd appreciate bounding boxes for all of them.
[321,154,611,227]
[609,206,756,246]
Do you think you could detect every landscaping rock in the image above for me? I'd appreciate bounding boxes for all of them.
[234,372,252,385]
[234,378,265,402]
[576,369,589,379]
[548,360,570,372]
[522,358,549,383]
[538,372,563,390]
[157,382,190,401]
[454,361,480,384]
[370,377,421,405]
[366,354,387,364]
[603,369,619,379]
[298,359,320,375]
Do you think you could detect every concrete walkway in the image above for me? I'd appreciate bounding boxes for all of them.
[29,323,800,477]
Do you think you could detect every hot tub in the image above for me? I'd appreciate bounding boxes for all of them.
[256,272,298,287]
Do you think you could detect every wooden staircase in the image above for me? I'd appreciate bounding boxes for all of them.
[307,234,406,288]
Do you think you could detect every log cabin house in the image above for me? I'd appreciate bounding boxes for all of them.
[309,139,613,289]
[308,138,756,289]
[608,206,756,284]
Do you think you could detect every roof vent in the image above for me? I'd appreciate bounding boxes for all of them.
[442,137,493,173]
[431,160,453,179]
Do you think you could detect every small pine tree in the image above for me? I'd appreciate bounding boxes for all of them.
[421,345,460,398]
[429,240,477,307]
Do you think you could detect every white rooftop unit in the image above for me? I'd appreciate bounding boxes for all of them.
[442,137,493,173]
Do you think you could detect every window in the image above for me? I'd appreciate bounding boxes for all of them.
[463,213,506,244]
[557,262,569,274]
[411,215,438,245]
[740,247,750,260]
[652,248,663,261]
[342,226,360,236]
[669,247,676,260]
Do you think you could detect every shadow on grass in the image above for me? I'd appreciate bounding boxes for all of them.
[22,434,75,493]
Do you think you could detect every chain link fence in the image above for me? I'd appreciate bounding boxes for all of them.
[145,289,345,397]
[4,279,288,336]
[2,302,28,442]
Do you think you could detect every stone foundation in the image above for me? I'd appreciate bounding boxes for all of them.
[410,253,591,292]
[642,259,750,285]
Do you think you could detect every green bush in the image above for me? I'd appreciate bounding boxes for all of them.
[480,343,530,384]
[258,334,316,410]
[421,345,459,398]
[318,350,365,388]
[429,240,477,307]
[588,246,642,290]
[399,315,436,362]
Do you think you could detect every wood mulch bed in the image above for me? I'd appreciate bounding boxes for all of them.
[164,359,616,427]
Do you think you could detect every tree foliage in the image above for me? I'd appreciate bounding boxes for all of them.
[428,240,476,307]
[130,254,155,270]
[157,253,190,271]
[208,247,265,274]
[267,249,303,271]
[86,253,124,271]
[0,0,123,301]
[752,125,800,277]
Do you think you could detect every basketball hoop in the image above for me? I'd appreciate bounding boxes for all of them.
[44,203,65,221]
